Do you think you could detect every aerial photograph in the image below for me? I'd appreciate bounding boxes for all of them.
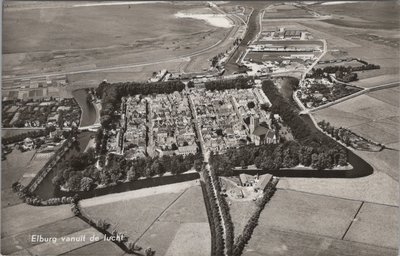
[1,1,399,255]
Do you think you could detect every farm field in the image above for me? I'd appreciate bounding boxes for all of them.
[344,202,399,249]
[80,181,211,256]
[2,1,231,84]
[255,189,361,239]
[228,200,257,237]
[352,74,400,88]
[1,149,39,208]
[1,203,113,256]
[64,240,124,256]
[243,226,397,256]
[263,4,317,19]
[313,89,400,146]
[243,189,398,256]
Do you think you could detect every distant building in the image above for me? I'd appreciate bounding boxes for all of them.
[22,138,34,151]
[177,145,198,156]
[254,174,273,192]
[239,174,257,187]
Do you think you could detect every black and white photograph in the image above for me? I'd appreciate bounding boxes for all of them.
[1,1,399,255]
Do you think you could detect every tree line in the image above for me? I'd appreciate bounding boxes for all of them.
[209,79,348,175]
[232,180,277,256]
[2,127,57,145]
[204,77,253,91]
[202,168,226,256]
[308,63,380,81]
[52,150,203,192]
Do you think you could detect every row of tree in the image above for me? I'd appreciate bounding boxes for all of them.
[214,173,234,255]
[210,140,347,176]
[309,63,380,80]
[232,182,277,256]
[52,151,203,192]
[12,181,79,206]
[2,127,57,145]
[208,80,349,175]
[204,77,253,91]
[202,169,226,256]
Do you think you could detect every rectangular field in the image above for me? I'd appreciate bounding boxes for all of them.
[80,181,210,256]
[243,227,398,256]
[243,189,398,256]
[344,202,399,249]
[257,189,361,239]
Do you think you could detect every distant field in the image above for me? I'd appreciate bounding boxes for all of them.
[353,74,400,88]
[2,2,227,80]
[264,4,315,19]
[313,89,399,145]
[316,59,364,69]
[312,1,399,29]
[1,128,43,138]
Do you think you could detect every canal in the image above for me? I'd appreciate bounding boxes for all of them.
[33,131,94,199]
[33,89,98,199]
[279,77,373,177]
[72,89,97,127]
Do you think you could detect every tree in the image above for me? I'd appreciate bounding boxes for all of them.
[240,160,247,169]
[80,177,94,191]
[128,242,141,253]
[68,175,82,191]
[247,101,255,109]
[145,247,155,256]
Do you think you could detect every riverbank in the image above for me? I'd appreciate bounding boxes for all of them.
[71,89,97,127]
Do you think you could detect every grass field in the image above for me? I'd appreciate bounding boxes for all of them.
[243,226,397,256]
[137,184,210,256]
[63,240,125,256]
[344,202,399,249]
[80,181,210,256]
[1,149,37,208]
[228,200,257,237]
[3,2,229,83]
[257,189,361,238]
[263,4,316,19]
[243,189,398,256]
[314,89,399,145]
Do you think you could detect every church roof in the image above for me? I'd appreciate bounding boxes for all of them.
[253,125,269,136]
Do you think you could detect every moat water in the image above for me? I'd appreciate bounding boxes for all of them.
[33,82,373,200]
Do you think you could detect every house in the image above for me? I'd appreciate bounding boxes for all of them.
[254,174,273,192]
[239,174,257,187]
[177,145,197,156]
[21,138,34,151]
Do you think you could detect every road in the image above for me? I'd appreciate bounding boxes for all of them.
[189,91,228,256]
[182,2,245,73]
[301,39,327,81]
[3,37,229,83]
[300,81,400,114]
